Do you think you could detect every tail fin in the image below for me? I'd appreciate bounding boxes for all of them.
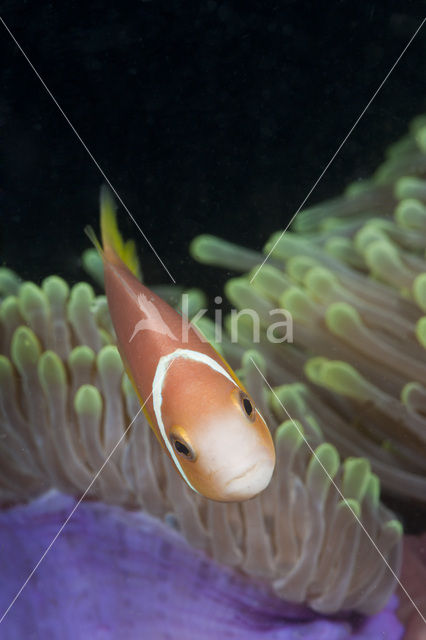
[85,186,141,279]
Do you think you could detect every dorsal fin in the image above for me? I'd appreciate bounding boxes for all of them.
[100,186,141,279]
[85,186,142,280]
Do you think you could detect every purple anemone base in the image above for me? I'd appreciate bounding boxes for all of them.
[0,492,403,639]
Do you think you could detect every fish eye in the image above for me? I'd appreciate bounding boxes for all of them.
[238,390,256,422]
[170,434,196,461]
[175,440,190,455]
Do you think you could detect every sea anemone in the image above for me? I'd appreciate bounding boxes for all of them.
[0,491,403,639]
[190,114,426,505]
[397,531,426,640]
[0,258,403,639]
[189,115,426,639]
[4,117,426,638]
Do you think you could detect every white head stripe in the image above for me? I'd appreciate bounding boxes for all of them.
[152,349,238,492]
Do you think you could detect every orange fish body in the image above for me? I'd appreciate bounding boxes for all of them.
[93,189,276,502]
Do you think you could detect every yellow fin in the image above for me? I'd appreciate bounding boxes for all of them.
[125,364,155,429]
[100,186,141,279]
[122,355,163,446]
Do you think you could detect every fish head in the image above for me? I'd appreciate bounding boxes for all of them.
[159,356,276,502]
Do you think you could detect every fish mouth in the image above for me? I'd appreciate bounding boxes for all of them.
[221,456,275,501]
[226,463,257,486]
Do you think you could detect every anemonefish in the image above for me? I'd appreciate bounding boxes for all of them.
[86,187,276,502]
